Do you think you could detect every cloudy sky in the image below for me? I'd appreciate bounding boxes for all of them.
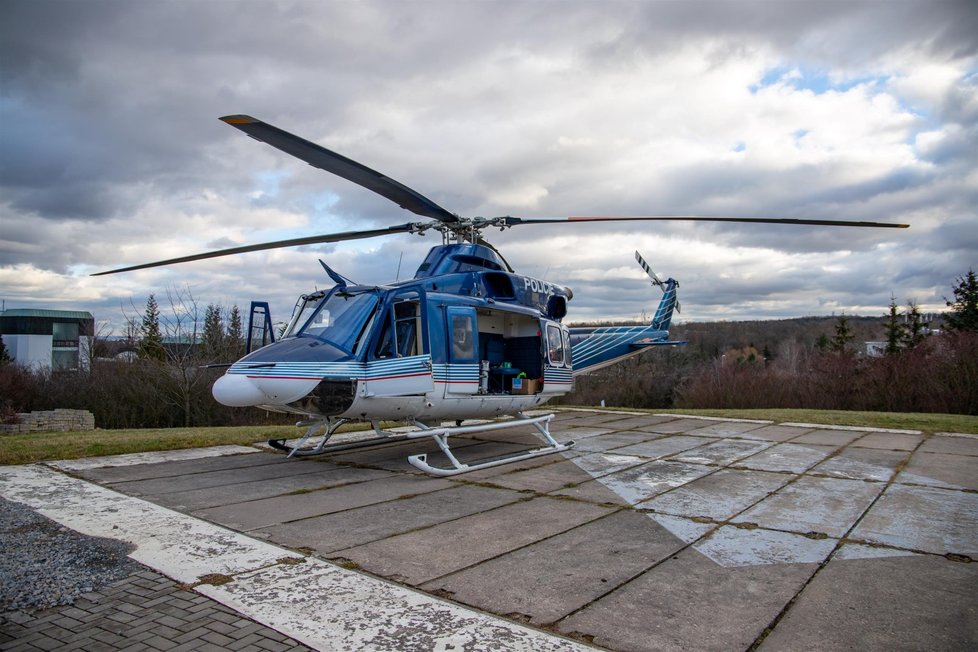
[2,0,976,335]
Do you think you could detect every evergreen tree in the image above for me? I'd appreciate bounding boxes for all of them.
[830,315,855,354]
[0,334,11,364]
[202,304,224,360]
[227,305,244,357]
[945,268,978,333]
[883,295,905,355]
[903,300,926,349]
[815,333,830,351]
[138,294,165,360]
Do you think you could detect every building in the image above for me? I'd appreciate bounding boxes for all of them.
[0,309,95,371]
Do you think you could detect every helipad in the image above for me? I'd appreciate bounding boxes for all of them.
[2,410,976,650]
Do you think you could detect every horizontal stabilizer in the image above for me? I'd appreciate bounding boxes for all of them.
[630,339,687,349]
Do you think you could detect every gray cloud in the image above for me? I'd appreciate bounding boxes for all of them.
[1,0,976,332]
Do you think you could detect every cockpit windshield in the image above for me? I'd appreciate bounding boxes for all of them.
[287,289,380,354]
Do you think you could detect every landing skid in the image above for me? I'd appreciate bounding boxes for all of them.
[266,413,574,476]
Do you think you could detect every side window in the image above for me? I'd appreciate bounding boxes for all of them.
[547,324,564,365]
[374,301,421,358]
[374,310,395,358]
[394,301,419,357]
[451,315,475,361]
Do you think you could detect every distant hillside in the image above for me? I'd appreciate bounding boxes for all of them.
[573,314,944,359]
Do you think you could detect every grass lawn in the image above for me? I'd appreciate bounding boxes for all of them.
[2,409,975,465]
[0,424,299,465]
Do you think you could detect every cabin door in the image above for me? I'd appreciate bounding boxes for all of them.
[363,295,434,397]
[541,320,573,394]
[442,306,480,394]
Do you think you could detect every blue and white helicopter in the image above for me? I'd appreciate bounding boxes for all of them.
[97,115,907,475]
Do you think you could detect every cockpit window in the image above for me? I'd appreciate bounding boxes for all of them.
[295,290,380,353]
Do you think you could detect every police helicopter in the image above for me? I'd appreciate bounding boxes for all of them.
[95,115,908,476]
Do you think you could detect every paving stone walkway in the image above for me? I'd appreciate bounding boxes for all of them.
[0,568,310,652]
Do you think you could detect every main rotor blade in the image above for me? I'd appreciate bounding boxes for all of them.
[92,223,421,276]
[505,216,910,228]
[221,115,460,224]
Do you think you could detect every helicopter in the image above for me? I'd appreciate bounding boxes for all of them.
[95,115,908,475]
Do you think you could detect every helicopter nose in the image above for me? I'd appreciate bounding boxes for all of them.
[212,374,268,407]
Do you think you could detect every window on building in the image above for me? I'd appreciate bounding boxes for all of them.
[53,322,79,347]
[52,349,79,371]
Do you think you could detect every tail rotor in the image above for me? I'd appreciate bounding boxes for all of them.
[635,251,681,313]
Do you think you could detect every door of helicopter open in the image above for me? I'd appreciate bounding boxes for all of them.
[363,292,434,397]
[442,306,480,394]
[541,320,574,394]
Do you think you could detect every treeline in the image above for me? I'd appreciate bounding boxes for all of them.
[0,361,293,429]
[1,290,294,429]
[559,270,978,415]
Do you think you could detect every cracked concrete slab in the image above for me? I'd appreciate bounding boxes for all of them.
[566,451,650,477]
[851,431,923,451]
[558,545,820,652]
[732,442,833,473]
[789,429,867,447]
[641,468,789,520]
[850,484,978,556]
[193,474,455,531]
[332,497,615,586]
[421,510,683,626]
[569,430,663,453]
[93,456,341,496]
[918,433,978,456]
[733,476,883,538]
[596,414,682,431]
[807,447,909,482]
[611,435,715,459]
[149,465,394,511]
[737,424,813,441]
[897,451,978,490]
[260,483,525,554]
[642,417,723,433]
[758,554,978,651]
[694,525,838,566]
[66,448,278,483]
[670,439,773,466]
[47,445,261,473]
[591,459,715,504]
[686,421,770,437]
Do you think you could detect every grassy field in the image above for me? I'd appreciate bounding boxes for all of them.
[2,408,975,465]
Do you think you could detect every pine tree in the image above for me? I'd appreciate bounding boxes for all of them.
[883,295,905,355]
[138,294,165,360]
[830,315,855,354]
[227,305,244,357]
[0,334,12,364]
[903,300,927,349]
[202,304,224,360]
[945,269,978,333]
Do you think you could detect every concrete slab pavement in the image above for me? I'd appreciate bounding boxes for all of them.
[3,409,976,651]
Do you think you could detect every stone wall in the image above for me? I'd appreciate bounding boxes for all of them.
[0,409,96,434]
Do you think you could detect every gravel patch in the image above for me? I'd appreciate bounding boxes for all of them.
[0,497,137,612]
